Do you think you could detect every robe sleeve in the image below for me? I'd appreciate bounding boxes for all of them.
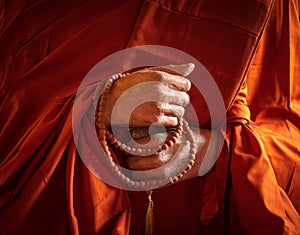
[0,1,139,234]
[216,0,300,233]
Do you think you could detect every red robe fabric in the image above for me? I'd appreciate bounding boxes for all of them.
[0,0,299,234]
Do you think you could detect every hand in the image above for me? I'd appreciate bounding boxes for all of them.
[125,127,212,183]
[104,64,193,127]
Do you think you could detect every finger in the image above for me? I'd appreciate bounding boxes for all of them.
[105,85,188,126]
[130,126,176,140]
[126,132,174,151]
[109,82,190,109]
[126,155,163,170]
[129,167,168,181]
[152,85,190,106]
[131,101,185,119]
[159,103,185,118]
[131,70,191,92]
[130,105,179,127]
[125,133,180,171]
[155,115,178,127]
[126,148,175,170]
[153,71,191,92]
[125,83,190,107]
[121,81,190,107]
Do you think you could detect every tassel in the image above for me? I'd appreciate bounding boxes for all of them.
[145,190,154,235]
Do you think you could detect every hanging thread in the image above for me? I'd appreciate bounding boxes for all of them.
[145,190,154,235]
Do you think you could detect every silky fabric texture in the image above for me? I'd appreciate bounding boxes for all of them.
[0,1,299,235]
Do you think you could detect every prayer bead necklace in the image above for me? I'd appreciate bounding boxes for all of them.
[106,120,183,156]
[93,73,197,188]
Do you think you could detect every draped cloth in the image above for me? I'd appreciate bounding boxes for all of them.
[0,0,299,234]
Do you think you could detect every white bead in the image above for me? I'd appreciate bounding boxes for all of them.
[106,156,113,163]
[173,177,179,182]
[115,141,121,147]
[190,154,196,160]
[128,148,136,155]
[190,148,197,155]
[190,143,197,149]
[147,148,153,156]
[186,165,192,171]
[141,149,147,156]
[125,146,131,153]
[167,140,173,147]
[124,177,131,184]
[111,165,118,172]
[150,180,157,187]
[110,161,116,168]
[136,148,142,155]
[120,143,127,150]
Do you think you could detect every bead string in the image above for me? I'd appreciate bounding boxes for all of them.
[94,73,197,189]
[106,121,183,156]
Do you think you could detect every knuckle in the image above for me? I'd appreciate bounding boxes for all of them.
[182,92,190,106]
[153,114,163,124]
[150,102,164,115]
[184,78,191,91]
[177,106,185,116]
[150,84,165,99]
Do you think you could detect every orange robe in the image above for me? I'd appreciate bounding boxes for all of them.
[0,0,299,234]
